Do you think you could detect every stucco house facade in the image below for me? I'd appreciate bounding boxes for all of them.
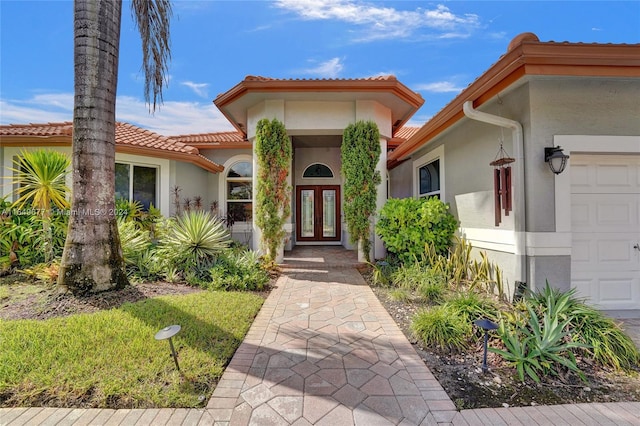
[1,33,638,313]
[388,33,640,314]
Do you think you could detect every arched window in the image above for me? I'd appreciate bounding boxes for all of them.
[303,163,334,178]
[226,161,252,222]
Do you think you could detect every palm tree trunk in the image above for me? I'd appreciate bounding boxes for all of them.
[58,0,128,294]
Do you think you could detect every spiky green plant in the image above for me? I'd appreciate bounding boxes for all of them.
[161,211,230,268]
[117,219,151,265]
[10,149,70,262]
[491,296,590,383]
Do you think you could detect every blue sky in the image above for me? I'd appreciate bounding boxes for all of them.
[1,1,639,135]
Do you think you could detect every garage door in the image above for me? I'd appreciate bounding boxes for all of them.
[571,154,640,310]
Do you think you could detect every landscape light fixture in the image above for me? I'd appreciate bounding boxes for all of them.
[474,318,498,374]
[544,146,570,175]
[155,324,182,371]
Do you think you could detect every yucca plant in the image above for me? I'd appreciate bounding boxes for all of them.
[115,198,144,222]
[161,210,230,269]
[117,218,151,265]
[10,149,70,262]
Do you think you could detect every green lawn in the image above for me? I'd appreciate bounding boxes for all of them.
[0,291,264,408]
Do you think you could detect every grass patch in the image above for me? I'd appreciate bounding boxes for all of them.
[0,291,264,408]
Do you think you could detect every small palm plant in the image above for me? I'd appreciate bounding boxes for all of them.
[10,150,70,262]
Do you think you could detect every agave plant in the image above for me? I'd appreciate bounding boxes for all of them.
[162,210,230,268]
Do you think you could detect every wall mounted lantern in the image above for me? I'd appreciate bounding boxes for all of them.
[544,146,570,175]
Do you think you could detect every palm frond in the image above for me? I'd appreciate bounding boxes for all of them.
[131,0,172,113]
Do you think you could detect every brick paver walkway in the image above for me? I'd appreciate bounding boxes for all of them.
[2,247,640,425]
[205,267,456,425]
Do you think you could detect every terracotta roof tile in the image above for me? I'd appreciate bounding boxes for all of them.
[114,122,197,154]
[0,121,198,154]
[243,75,398,82]
[394,126,421,140]
[0,121,224,173]
[0,121,74,137]
[170,131,250,148]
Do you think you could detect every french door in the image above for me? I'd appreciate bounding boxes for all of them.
[296,185,341,242]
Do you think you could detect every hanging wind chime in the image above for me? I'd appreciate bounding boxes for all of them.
[490,130,515,226]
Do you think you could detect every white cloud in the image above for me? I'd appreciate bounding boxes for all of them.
[415,81,465,93]
[0,93,235,135]
[116,96,234,135]
[180,81,209,98]
[300,57,344,78]
[274,0,480,41]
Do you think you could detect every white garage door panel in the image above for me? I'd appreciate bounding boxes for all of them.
[570,154,640,311]
[572,233,637,271]
[571,155,640,194]
[570,194,638,232]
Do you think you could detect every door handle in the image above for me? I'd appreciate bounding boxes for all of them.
[634,244,640,251]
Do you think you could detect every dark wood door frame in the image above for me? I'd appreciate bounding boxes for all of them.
[296,185,341,242]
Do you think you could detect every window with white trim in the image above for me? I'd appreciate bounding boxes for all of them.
[115,163,158,210]
[226,161,252,222]
[418,159,440,199]
[413,145,444,200]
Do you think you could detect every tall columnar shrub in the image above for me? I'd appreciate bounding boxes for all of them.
[341,121,381,261]
[255,118,292,261]
[376,197,458,263]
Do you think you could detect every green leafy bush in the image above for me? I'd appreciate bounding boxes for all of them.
[411,305,471,352]
[209,249,269,291]
[376,197,457,263]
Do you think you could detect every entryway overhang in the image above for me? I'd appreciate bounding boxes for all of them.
[213,75,424,139]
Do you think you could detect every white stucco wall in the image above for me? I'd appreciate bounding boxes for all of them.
[388,159,413,199]
[170,161,215,216]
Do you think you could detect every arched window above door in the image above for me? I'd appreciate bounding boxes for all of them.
[303,163,334,178]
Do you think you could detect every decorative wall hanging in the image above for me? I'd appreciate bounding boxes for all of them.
[490,136,515,226]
